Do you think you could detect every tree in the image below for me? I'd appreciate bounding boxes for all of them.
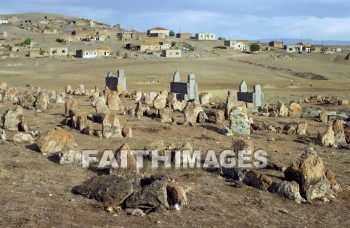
[171,41,176,47]
[169,30,175,37]
[250,43,261,53]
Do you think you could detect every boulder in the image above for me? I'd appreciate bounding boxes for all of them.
[18,121,29,132]
[229,106,251,135]
[301,110,321,119]
[18,91,36,110]
[153,93,167,110]
[225,91,238,118]
[122,125,133,137]
[316,125,335,147]
[35,92,49,111]
[0,129,6,141]
[288,102,302,118]
[2,105,24,131]
[65,98,78,115]
[284,147,331,201]
[95,97,109,114]
[197,111,208,123]
[277,101,289,117]
[107,92,122,111]
[296,121,307,136]
[110,143,139,175]
[0,81,7,91]
[325,170,342,195]
[65,85,73,94]
[134,90,143,102]
[135,101,144,118]
[78,84,85,95]
[199,92,212,106]
[319,111,329,124]
[269,181,305,203]
[58,144,82,164]
[183,102,203,125]
[158,108,172,123]
[72,175,135,207]
[333,120,347,145]
[232,137,254,152]
[243,170,272,190]
[13,132,34,143]
[36,127,78,154]
[102,111,122,139]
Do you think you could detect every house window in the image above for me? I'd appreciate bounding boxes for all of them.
[85,51,89,55]
[176,52,179,55]
[211,35,213,38]
[62,50,66,53]
[93,52,97,55]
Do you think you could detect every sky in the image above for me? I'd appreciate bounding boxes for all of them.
[1,0,350,41]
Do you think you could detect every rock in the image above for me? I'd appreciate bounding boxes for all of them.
[0,129,6,141]
[232,137,254,152]
[35,92,49,111]
[81,126,94,136]
[325,170,342,195]
[206,110,225,123]
[158,108,172,123]
[277,101,289,117]
[199,92,212,106]
[339,100,349,105]
[337,113,349,121]
[0,81,7,91]
[197,111,208,123]
[18,121,29,132]
[48,90,57,103]
[102,111,122,139]
[13,132,34,143]
[2,105,24,131]
[95,97,109,114]
[243,170,272,190]
[65,85,73,94]
[319,111,329,124]
[225,91,238,118]
[153,93,167,110]
[126,209,146,217]
[122,125,133,137]
[18,91,36,109]
[127,106,135,117]
[183,102,203,124]
[229,106,251,135]
[333,120,347,145]
[72,175,135,207]
[134,90,143,102]
[269,181,305,203]
[124,177,169,212]
[58,144,82,164]
[78,84,85,95]
[302,110,321,119]
[296,121,307,136]
[107,92,122,111]
[143,93,154,106]
[110,143,139,175]
[316,125,335,147]
[36,127,78,154]
[167,181,188,207]
[288,102,302,118]
[284,147,331,201]
[344,127,350,144]
[65,98,78,115]
[94,130,103,138]
[135,101,144,118]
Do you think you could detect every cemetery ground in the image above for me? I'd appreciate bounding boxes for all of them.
[1,51,350,227]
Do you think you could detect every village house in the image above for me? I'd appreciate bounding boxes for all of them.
[285,44,303,53]
[7,16,18,24]
[162,49,182,58]
[117,31,147,41]
[147,27,170,38]
[269,41,284,48]
[224,40,250,51]
[47,47,69,56]
[72,28,96,41]
[0,19,9,24]
[195,33,216,41]
[125,38,171,53]
[176,33,192,39]
[76,46,111,58]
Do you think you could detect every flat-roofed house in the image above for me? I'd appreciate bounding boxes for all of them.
[147,27,170,38]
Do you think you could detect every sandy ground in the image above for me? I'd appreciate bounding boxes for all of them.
[1,37,350,227]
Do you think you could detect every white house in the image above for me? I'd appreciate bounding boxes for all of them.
[147,27,170,38]
[0,19,9,24]
[195,33,216,40]
[286,44,303,53]
[224,40,249,51]
[162,49,182,58]
[76,49,98,58]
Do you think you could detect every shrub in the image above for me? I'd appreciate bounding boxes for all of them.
[250,43,261,53]
[169,30,175,37]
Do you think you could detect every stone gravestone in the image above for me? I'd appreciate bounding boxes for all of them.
[237,80,265,111]
[240,80,247,92]
[105,69,127,92]
[170,70,199,102]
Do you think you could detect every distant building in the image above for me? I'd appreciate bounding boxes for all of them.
[47,47,68,56]
[76,46,111,58]
[269,41,284,48]
[195,33,216,40]
[0,19,9,24]
[176,33,192,39]
[162,49,182,58]
[224,40,250,51]
[147,27,170,38]
[285,44,303,53]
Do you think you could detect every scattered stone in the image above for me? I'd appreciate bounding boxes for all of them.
[225,91,238,118]
[199,92,212,106]
[333,120,347,145]
[107,92,122,111]
[65,85,73,94]
[197,111,208,123]
[2,105,24,131]
[277,101,288,117]
[158,108,172,123]
[325,170,342,195]
[301,110,321,119]
[284,147,331,201]
[183,102,203,125]
[65,98,78,115]
[37,127,78,154]
[153,93,167,110]
[126,209,146,217]
[122,126,133,137]
[229,106,251,135]
[102,111,122,139]
[35,92,49,111]
[134,90,143,102]
[243,170,272,190]
[296,121,307,136]
[58,144,82,164]
[316,125,335,147]
[18,121,29,132]
[95,97,109,114]
[269,181,305,203]
[127,106,135,117]
[135,101,144,118]
[13,132,34,143]
[72,175,135,207]
[288,102,302,118]
[110,143,139,175]
[0,129,6,141]
[167,181,188,207]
